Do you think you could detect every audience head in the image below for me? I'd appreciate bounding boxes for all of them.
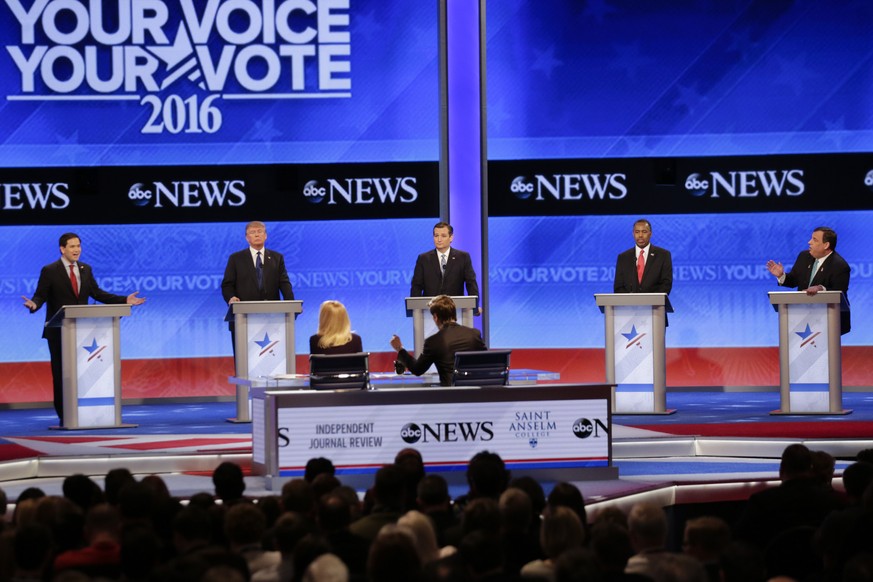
[499,487,533,533]
[466,450,509,500]
[395,448,425,511]
[540,505,586,559]
[104,468,136,506]
[62,473,104,512]
[810,450,836,486]
[223,502,265,547]
[396,510,440,564]
[719,541,767,582]
[458,530,504,578]
[627,502,667,553]
[589,520,633,574]
[843,461,873,501]
[548,481,588,532]
[554,547,604,582]
[372,464,405,510]
[292,533,332,582]
[281,478,316,517]
[509,475,547,519]
[779,443,812,480]
[316,300,354,349]
[302,553,349,582]
[367,527,422,582]
[416,474,451,512]
[682,516,731,563]
[212,462,246,503]
[304,457,336,483]
[318,492,353,533]
[273,511,315,556]
[462,497,501,536]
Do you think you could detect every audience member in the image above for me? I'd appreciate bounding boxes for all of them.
[224,502,281,578]
[717,541,766,582]
[416,474,458,547]
[349,465,405,542]
[103,468,136,507]
[213,461,248,506]
[53,503,122,579]
[397,510,441,565]
[681,516,730,582]
[624,502,668,579]
[302,552,350,582]
[734,443,842,547]
[396,448,426,512]
[367,527,422,582]
[305,457,337,483]
[547,482,589,540]
[317,492,369,578]
[520,505,586,581]
[499,487,542,576]
[455,450,509,511]
[62,474,105,513]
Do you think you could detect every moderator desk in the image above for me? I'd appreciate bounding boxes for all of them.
[251,383,615,490]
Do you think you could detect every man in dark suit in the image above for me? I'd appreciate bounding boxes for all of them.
[22,232,146,425]
[767,226,851,334]
[613,218,673,295]
[221,221,294,305]
[221,221,295,362]
[410,222,480,313]
[390,295,486,386]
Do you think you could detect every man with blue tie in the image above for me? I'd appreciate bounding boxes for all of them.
[22,233,146,425]
[767,226,851,334]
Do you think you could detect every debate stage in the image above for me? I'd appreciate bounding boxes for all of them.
[2,389,872,518]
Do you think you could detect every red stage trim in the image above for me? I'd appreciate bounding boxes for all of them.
[2,347,872,404]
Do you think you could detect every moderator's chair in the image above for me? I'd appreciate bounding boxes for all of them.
[309,352,370,390]
[452,350,512,386]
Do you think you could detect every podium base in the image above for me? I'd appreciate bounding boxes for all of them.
[226,417,253,424]
[50,423,139,431]
[770,409,853,416]
[613,409,677,415]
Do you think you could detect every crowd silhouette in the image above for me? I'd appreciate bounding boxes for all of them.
[1,445,873,582]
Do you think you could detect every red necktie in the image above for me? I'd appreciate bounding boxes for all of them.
[636,250,645,283]
[69,264,79,297]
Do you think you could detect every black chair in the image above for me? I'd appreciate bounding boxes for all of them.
[452,350,512,386]
[309,352,370,390]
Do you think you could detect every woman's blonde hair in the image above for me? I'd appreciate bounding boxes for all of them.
[317,300,353,348]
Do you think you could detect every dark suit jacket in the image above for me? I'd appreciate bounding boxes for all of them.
[781,250,851,334]
[29,260,127,339]
[396,322,486,386]
[410,248,480,299]
[613,245,673,294]
[221,248,294,303]
[309,333,363,355]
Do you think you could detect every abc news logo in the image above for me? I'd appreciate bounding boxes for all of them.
[572,418,608,439]
[303,178,419,205]
[1,182,69,210]
[684,170,804,198]
[400,422,494,444]
[510,174,628,201]
[127,181,246,208]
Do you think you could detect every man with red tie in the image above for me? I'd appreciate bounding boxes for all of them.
[22,233,145,425]
[613,218,673,295]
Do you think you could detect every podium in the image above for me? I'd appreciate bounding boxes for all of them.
[595,293,674,414]
[768,291,851,415]
[405,296,477,357]
[46,304,135,430]
[225,300,303,422]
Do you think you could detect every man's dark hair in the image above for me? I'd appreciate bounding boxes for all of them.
[633,219,652,231]
[466,450,508,499]
[429,294,457,325]
[63,474,105,512]
[212,462,246,502]
[304,457,335,483]
[433,221,454,235]
[814,226,837,251]
[104,468,136,506]
[779,443,812,479]
[59,232,80,247]
[842,461,873,500]
[417,474,450,508]
[317,492,352,532]
[372,464,405,510]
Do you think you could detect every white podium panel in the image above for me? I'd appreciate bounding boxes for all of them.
[769,291,849,415]
[595,293,674,415]
[225,300,303,423]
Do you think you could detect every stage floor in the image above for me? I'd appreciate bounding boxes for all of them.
[2,391,871,513]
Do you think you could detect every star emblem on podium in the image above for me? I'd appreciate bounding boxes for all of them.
[622,325,646,349]
[795,324,821,348]
[83,338,106,362]
[255,333,279,356]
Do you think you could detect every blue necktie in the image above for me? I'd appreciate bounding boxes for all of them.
[808,259,819,288]
[256,251,263,291]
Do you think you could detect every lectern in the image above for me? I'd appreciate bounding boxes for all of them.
[595,293,674,414]
[405,296,477,357]
[225,300,303,422]
[768,291,850,415]
[46,304,135,430]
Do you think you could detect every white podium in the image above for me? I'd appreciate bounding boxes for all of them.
[225,300,303,422]
[768,291,850,415]
[46,304,135,430]
[405,295,477,357]
[595,293,674,414]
